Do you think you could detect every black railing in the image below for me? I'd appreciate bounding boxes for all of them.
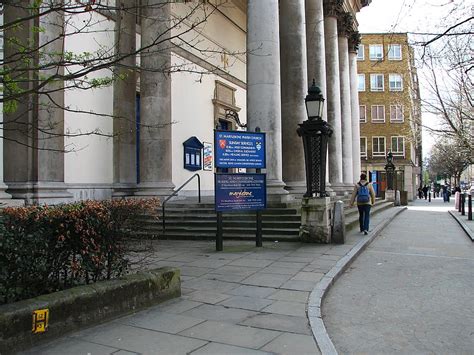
[162,174,201,235]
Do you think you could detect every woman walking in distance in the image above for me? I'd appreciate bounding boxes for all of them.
[350,173,376,235]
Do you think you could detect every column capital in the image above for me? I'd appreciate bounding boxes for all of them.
[323,0,344,18]
[337,12,354,37]
[348,31,361,53]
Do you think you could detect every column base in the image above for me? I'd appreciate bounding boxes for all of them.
[112,183,138,199]
[134,182,175,198]
[6,182,74,205]
[299,197,332,243]
[0,182,24,207]
[284,180,306,200]
[330,182,351,196]
[267,179,290,202]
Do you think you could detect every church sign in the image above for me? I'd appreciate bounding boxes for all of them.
[215,173,266,212]
[214,130,266,169]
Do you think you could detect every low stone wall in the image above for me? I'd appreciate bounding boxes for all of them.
[0,267,180,354]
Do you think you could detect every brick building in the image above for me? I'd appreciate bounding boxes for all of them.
[357,33,422,201]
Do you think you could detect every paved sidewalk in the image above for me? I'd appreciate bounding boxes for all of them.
[22,206,401,355]
[449,196,474,241]
[323,198,474,354]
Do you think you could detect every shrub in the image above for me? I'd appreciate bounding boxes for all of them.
[0,198,159,304]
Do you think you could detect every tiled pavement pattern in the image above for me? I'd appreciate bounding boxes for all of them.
[23,208,401,355]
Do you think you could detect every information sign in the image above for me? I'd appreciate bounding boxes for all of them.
[214,130,265,169]
[215,173,266,212]
[203,142,213,171]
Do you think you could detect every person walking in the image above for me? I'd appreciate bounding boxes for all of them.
[350,173,376,235]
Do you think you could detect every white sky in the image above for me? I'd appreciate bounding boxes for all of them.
[356,0,469,158]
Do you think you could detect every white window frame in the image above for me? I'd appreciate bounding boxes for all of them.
[360,137,367,158]
[372,136,386,157]
[370,74,384,92]
[357,44,365,60]
[388,44,402,60]
[390,105,404,122]
[359,105,367,123]
[371,105,385,123]
[358,74,365,91]
[369,44,383,61]
[391,136,405,157]
[389,74,403,91]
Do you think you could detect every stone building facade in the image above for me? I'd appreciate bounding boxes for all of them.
[357,33,422,201]
[0,0,371,205]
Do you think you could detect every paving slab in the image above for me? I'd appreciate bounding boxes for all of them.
[262,300,307,317]
[179,321,281,349]
[120,311,205,334]
[228,285,277,298]
[240,313,311,335]
[280,279,316,291]
[190,342,272,355]
[260,333,320,355]
[185,290,232,304]
[180,304,259,324]
[241,273,292,288]
[155,298,203,314]
[20,338,119,355]
[291,271,324,282]
[218,295,274,311]
[267,289,309,303]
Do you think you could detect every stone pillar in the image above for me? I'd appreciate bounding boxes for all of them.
[323,1,343,190]
[338,13,354,185]
[280,0,307,195]
[299,197,332,243]
[136,0,175,197]
[113,0,137,197]
[349,32,362,181]
[247,0,287,197]
[4,0,72,204]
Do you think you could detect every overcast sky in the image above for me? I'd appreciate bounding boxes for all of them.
[356,0,468,158]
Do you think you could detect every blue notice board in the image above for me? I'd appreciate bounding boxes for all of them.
[214,130,266,169]
[215,173,266,212]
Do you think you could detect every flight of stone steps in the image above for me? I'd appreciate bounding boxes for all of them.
[133,198,394,242]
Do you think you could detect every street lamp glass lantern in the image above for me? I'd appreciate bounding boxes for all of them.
[305,79,325,120]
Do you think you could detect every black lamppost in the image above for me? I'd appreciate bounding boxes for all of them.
[384,151,396,190]
[297,80,333,198]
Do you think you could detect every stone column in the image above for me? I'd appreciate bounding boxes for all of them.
[247,0,287,197]
[349,32,362,181]
[136,0,175,197]
[113,0,137,197]
[338,13,354,185]
[280,0,307,195]
[4,0,72,204]
[323,0,343,189]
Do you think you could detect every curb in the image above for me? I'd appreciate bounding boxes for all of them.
[448,210,474,242]
[0,267,181,354]
[307,206,407,355]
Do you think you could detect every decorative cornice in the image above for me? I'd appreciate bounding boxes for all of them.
[337,12,354,37]
[323,0,344,18]
[348,31,361,52]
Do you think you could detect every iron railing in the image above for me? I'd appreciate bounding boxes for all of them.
[161,173,201,235]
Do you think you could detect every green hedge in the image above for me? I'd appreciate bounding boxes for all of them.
[0,199,159,304]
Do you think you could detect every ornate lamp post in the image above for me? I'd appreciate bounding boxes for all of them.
[384,151,396,190]
[297,80,333,197]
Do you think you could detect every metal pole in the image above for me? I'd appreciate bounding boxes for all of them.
[461,193,466,216]
[468,194,472,221]
[429,191,431,202]
[216,211,223,251]
[458,192,462,212]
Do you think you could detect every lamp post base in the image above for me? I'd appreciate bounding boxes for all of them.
[299,197,332,243]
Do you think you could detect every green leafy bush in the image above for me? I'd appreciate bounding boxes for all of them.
[0,199,159,304]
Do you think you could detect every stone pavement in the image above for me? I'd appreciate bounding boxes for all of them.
[449,196,474,241]
[22,205,403,355]
[323,197,474,354]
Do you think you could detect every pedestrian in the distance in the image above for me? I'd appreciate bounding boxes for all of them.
[422,185,428,200]
[350,173,376,235]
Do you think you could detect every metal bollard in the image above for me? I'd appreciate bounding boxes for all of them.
[468,194,472,221]
[429,192,431,202]
[461,193,465,216]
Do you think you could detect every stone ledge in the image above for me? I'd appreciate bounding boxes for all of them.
[0,267,181,354]
[448,210,474,242]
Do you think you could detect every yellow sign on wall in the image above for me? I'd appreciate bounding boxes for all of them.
[32,309,49,334]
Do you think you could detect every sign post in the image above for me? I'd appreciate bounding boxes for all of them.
[214,128,266,251]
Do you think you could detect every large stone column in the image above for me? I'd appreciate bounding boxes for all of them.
[113,0,137,197]
[247,0,287,197]
[338,14,354,185]
[349,32,362,181]
[136,0,174,197]
[323,1,343,190]
[4,0,72,204]
[280,0,307,195]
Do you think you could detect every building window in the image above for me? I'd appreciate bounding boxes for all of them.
[360,137,367,158]
[369,44,383,61]
[371,105,385,122]
[358,74,365,91]
[391,136,405,157]
[370,74,384,92]
[357,45,365,60]
[389,74,403,91]
[359,105,367,123]
[388,44,402,60]
[390,105,404,122]
[372,137,386,157]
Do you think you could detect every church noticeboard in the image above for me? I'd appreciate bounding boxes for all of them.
[183,136,204,171]
[214,130,265,169]
[215,173,266,212]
